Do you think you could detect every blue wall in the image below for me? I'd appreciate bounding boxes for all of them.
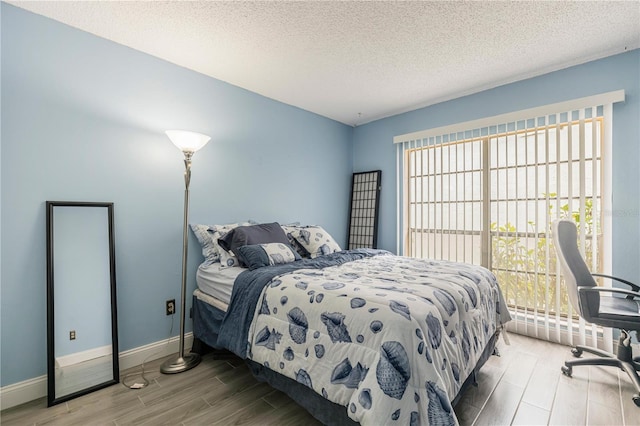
[353,49,640,287]
[0,4,353,387]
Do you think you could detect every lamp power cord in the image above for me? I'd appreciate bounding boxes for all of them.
[121,311,175,390]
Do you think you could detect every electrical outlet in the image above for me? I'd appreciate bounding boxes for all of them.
[166,299,175,316]
[70,330,76,340]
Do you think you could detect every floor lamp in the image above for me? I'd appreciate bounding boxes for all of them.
[161,129,211,374]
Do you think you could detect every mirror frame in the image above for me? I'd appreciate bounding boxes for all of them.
[46,201,119,406]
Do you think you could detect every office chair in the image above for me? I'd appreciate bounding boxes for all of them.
[552,219,640,407]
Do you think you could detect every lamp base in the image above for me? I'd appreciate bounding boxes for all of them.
[160,352,201,374]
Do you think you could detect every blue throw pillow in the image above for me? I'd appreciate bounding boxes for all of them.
[236,243,301,270]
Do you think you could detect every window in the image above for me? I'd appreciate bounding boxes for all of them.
[395,91,623,349]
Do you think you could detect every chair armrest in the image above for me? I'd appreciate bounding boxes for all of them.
[578,286,640,301]
[591,273,639,292]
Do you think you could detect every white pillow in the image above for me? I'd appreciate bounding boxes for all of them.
[219,246,241,268]
[190,221,253,266]
[281,223,310,258]
[289,225,342,258]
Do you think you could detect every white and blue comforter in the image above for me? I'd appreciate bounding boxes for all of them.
[217,249,510,425]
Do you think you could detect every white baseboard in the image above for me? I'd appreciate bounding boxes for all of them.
[0,376,48,412]
[56,344,113,368]
[119,332,194,372]
[0,333,193,411]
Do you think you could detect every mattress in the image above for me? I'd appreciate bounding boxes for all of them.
[195,262,244,305]
[194,288,228,312]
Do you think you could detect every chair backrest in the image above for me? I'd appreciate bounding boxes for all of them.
[551,219,598,318]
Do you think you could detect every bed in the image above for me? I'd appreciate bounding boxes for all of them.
[189,222,511,426]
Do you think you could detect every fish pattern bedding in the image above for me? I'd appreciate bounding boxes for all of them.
[215,249,510,426]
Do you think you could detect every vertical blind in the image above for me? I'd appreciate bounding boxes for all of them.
[394,91,624,351]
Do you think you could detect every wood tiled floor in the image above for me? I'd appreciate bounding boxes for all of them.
[2,333,638,425]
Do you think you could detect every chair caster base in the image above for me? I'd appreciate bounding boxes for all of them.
[633,395,640,408]
[571,347,583,358]
[561,365,572,377]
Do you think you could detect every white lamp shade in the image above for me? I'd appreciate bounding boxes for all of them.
[165,130,211,153]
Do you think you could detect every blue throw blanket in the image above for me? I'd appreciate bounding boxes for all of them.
[217,248,389,358]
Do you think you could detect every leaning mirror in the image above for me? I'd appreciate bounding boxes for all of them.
[46,201,119,406]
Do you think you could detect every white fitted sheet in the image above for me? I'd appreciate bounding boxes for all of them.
[195,262,244,305]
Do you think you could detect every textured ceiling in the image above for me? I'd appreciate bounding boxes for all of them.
[7,1,640,126]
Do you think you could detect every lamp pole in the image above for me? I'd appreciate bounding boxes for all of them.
[161,130,210,374]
